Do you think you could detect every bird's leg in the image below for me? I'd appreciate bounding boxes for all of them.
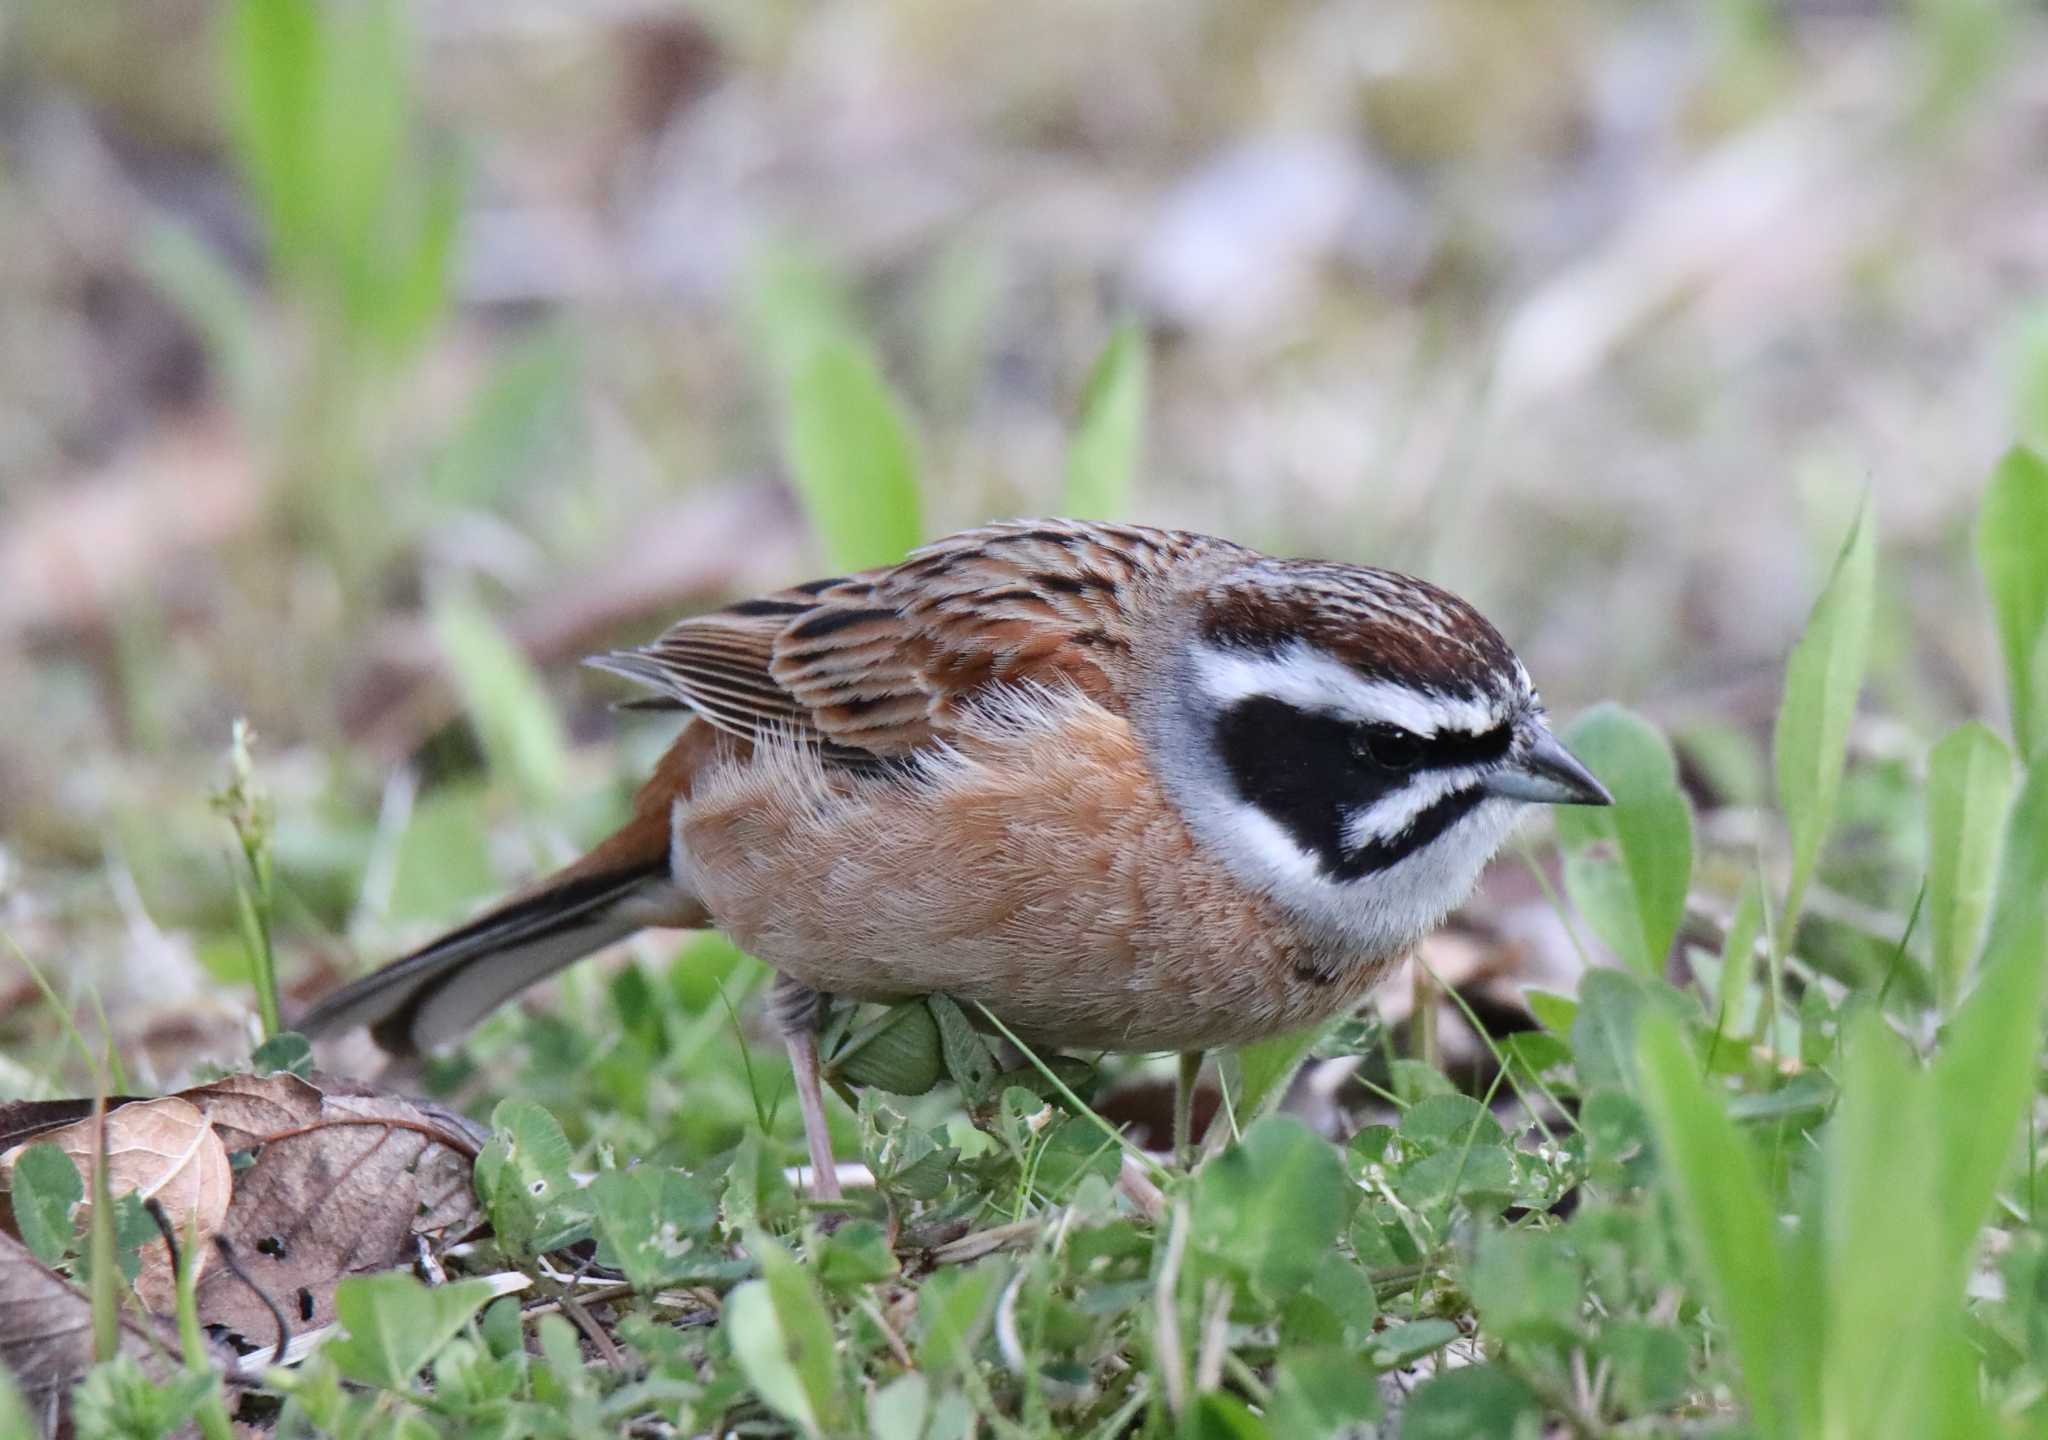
[769,974,841,1202]
[1174,1050,1205,1166]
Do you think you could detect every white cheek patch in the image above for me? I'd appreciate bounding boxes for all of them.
[1193,641,1498,735]
[1215,800,1329,885]
[1197,789,1521,963]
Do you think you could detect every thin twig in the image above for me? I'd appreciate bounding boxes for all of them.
[253,1115,481,1161]
[212,1235,290,1367]
[928,1219,1042,1266]
[143,1198,182,1281]
[559,1291,626,1370]
[859,1293,915,1369]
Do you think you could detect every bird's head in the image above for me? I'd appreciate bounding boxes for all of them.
[1143,555,1609,960]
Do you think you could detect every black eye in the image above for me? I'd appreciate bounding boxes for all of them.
[1353,724,1424,771]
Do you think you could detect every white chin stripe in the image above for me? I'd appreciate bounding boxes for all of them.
[1205,790,1520,959]
[1194,641,1498,735]
[1341,767,1483,850]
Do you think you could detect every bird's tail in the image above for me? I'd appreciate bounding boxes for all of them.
[300,821,698,1057]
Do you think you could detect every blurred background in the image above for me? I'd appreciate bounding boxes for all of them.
[0,0,2041,1104]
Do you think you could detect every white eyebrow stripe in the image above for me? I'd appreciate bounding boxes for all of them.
[1192,641,1498,735]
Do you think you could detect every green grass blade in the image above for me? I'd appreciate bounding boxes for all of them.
[1989,743,2048,957]
[1222,1026,1321,1139]
[1820,1011,1942,1440]
[1773,501,1877,946]
[373,142,461,359]
[432,589,570,810]
[744,247,864,382]
[1930,884,2045,1293]
[1554,705,1695,977]
[1706,877,1765,1066]
[172,1209,236,1440]
[1924,721,2015,1011]
[1063,323,1148,521]
[746,249,924,570]
[224,0,321,265]
[5,930,108,1091]
[1635,1013,1809,1437]
[213,719,281,1040]
[783,335,924,572]
[1932,762,2048,1263]
[728,1232,843,1438]
[1976,446,2048,757]
[87,1094,119,1364]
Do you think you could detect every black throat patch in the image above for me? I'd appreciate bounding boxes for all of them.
[1211,696,1499,881]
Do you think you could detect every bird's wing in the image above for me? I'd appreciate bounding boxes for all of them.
[592,519,1235,761]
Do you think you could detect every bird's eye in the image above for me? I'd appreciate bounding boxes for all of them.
[1353,724,1424,771]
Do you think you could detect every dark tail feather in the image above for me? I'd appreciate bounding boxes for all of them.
[300,857,669,1057]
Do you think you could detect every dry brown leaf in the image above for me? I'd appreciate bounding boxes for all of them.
[1,1098,234,1234]
[174,1073,325,1152]
[0,1229,218,1438]
[0,1100,134,1157]
[0,1073,486,1360]
[185,1074,485,1353]
[1,1097,233,1311]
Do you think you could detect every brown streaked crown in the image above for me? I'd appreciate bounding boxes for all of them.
[1195,558,1524,706]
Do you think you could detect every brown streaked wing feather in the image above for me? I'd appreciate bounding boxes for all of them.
[773,521,1234,754]
[591,601,820,745]
[595,520,1239,760]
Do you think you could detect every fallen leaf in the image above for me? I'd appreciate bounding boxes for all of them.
[1,1098,231,1310]
[175,1073,324,1151]
[1,1073,487,1365]
[187,1076,484,1353]
[0,1101,132,1157]
[0,1229,227,1437]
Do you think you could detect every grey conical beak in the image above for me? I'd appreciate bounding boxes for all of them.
[1482,723,1613,806]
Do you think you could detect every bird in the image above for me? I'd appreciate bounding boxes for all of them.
[301,518,1610,1197]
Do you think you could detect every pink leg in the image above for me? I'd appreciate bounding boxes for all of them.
[784,1026,842,1202]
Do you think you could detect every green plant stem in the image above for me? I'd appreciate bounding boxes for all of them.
[235,868,281,1041]
[219,719,281,1039]
[4,928,107,1090]
[88,1095,120,1364]
[1415,950,1565,1152]
[973,1003,1171,1183]
[173,1212,236,1440]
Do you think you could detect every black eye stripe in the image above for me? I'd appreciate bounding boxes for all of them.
[1215,699,1401,873]
[1353,724,1422,770]
[1397,721,1513,772]
[1212,697,1506,879]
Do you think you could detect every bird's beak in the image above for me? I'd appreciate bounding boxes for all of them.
[1482,723,1613,807]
